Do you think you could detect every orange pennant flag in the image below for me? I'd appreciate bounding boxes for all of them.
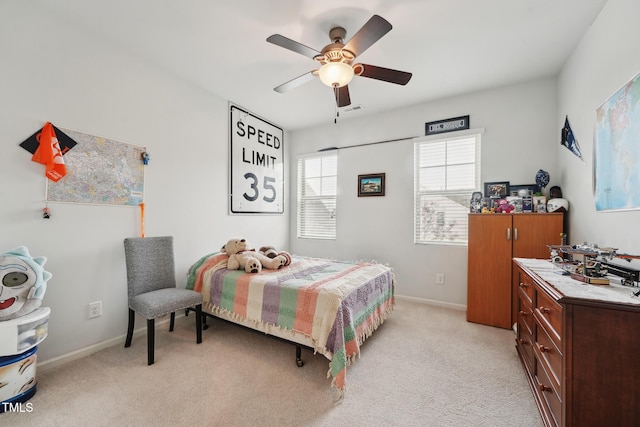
[139,203,145,238]
[32,122,67,182]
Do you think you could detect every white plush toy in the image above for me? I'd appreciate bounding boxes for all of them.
[221,238,288,274]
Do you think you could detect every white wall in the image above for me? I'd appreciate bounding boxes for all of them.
[0,4,289,362]
[557,0,640,256]
[289,77,559,307]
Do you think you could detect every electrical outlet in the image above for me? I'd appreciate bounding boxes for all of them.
[436,273,445,285]
[89,301,102,318]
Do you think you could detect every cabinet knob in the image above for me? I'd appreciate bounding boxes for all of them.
[538,344,550,353]
[519,339,529,346]
[539,306,551,314]
[538,382,552,392]
[519,282,529,288]
[519,310,528,317]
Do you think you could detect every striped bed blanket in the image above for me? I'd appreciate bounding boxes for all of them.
[187,253,395,396]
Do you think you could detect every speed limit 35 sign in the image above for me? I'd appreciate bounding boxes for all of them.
[229,104,284,214]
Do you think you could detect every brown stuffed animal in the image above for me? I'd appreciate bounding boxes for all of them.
[259,246,292,266]
[222,238,287,273]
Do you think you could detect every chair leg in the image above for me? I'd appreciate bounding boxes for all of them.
[169,312,175,331]
[196,304,202,344]
[147,318,155,365]
[125,309,135,348]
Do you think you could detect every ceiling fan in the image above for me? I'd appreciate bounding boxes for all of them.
[266,15,412,108]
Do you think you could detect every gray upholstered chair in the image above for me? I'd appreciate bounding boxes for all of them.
[123,236,202,365]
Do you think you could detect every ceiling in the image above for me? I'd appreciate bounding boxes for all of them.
[29,0,608,130]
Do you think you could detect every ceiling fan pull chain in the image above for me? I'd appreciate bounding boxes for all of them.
[334,85,339,124]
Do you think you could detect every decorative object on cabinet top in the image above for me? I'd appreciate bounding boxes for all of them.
[535,169,550,192]
[510,184,538,197]
[483,181,509,198]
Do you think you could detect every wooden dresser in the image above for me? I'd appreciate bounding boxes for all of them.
[513,258,640,427]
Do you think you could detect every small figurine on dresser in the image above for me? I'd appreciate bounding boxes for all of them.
[470,191,483,213]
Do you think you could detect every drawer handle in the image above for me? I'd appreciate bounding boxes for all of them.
[538,344,551,353]
[538,382,552,393]
[518,339,529,346]
[519,282,529,288]
[539,306,551,314]
[519,310,528,317]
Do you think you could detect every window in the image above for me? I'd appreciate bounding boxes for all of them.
[414,132,481,245]
[297,153,337,239]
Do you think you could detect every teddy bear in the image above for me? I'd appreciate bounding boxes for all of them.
[496,198,514,213]
[258,246,292,267]
[221,238,288,274]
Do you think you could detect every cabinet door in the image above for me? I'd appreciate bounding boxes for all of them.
[467,214,513,328]
[512,214,563,259]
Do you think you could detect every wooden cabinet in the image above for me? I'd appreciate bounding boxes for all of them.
[467,213,563,328]
[514,259,640,427]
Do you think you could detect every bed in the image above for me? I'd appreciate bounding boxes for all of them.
[186,252,395,397]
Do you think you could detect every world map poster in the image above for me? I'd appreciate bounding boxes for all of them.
[46,128,145,206]
[594,72,640,211]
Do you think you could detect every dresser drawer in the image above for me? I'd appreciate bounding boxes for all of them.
[535,287,562,348]
[535,324,562,392]
[517,271,535,306]
[534,356,562,427]
[517,292,534,335]
[517,316,534,371]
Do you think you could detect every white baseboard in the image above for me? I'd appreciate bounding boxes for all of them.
[37,316,174,373]
[394,294,467,311]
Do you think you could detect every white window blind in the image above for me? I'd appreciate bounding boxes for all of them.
[414,133,481,245]
[297,153,337,239]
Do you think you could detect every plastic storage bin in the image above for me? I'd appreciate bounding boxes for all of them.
[0,346,38,412]
[0,307,50,357]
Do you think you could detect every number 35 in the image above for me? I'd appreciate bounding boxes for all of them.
[243,173,276,203]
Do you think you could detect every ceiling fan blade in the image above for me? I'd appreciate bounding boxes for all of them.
[343,15,392,57]
[266,34,321,59]
[273,71,316,93]
[356,64,412,85]
[335,85,351,108]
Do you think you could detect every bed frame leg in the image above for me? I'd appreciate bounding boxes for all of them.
[295,345,304,367]
[202,314,209,330]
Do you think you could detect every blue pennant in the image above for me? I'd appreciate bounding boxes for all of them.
[561,116,583,159]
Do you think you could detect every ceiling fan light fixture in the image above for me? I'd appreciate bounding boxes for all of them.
[318,61,354,88]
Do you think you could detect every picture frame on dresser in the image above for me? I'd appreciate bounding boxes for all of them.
[510,184,538,197]
[483,181,509,198]
[533,195,547,212]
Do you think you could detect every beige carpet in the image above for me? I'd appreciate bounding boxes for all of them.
[3,299,542,427]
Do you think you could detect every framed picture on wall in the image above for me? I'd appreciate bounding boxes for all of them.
[358,173,385,197]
